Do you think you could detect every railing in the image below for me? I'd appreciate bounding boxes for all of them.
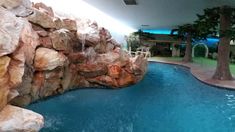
[126,46,151,58]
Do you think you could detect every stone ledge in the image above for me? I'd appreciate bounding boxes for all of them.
[148,59,235,90]
[0,105,44,132]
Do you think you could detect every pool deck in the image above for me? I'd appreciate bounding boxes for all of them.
[148,58,235,90]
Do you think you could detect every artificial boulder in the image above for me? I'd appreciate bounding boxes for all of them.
[32,24,49,37]
[34,47,67,71]
[0,105,44,132]
[19,21,39,65]
[77,63,108,78]
[41,67,64,97]
[27,8,56,29]
[131,55,148,75]
[0,1,148,109]
[0,0,33,17]
[87,75,118,87]
[33,2,54,17]
[68,52,86,63]
[10,95,32,106]
[9,0,33,17]
[108,65,122,79]
[0,0,23,9]
[0,2,148,131]
[50,29,72,51]
[95,52,121,64]
[0,7,25,57]
[0,56,11,79]
[8,58,25,87]
[77,20,100,47]
[31,72,45,101]
[117,70,135,87]
[0,87,9,111]
[39,37,53,48]
[0,56,11,111]
[105,42,115,52]
[62,19,77,31]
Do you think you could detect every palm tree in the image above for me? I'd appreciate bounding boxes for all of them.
[195,6,235,80]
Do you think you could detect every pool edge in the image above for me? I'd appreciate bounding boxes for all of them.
[148,60,235,91]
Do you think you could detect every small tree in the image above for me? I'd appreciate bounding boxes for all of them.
[127,29,154,51]
[171,24,204,62]
[196,6,235,80]
[126,33,140,51]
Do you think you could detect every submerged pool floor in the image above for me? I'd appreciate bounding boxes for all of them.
[28,62,235,132]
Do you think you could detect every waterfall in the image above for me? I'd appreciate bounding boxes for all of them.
[81,33,86,53]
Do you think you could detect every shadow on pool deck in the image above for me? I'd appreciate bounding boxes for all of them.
[148,58,235,90]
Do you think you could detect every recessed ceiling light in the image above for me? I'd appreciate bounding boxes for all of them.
[123,0,137,5]
[141,24,149,27]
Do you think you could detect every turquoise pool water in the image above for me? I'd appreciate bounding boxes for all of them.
[27,62,235,132]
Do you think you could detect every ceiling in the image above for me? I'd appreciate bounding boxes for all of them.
[82,0,235,30]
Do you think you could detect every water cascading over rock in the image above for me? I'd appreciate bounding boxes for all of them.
[0,0,148,131]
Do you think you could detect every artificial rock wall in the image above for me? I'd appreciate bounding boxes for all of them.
[0,0,147,111]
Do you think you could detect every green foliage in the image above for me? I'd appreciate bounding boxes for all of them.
[126,33,140,51]
[208,46,217,53]
[133,29,155,40]
[150,45,158,56]
[172,6,235,42]
[171,23,206,42]
[194,45,206,57]
[127,29,155,51]
[174,44,180,50]
[195,6,235,39]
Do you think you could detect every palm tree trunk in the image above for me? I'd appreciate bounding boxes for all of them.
[183,33,192,62]
[212,6,233,80]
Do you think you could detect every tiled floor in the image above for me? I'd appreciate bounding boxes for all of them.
[148,58,235,90]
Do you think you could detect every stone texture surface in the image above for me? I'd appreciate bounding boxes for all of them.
[0,0,23,9]
[0,56,11,79]
[0,0,33,17]
[0,6,39,110]
[19,21,39,65]
[33,2,54,17]
[50,29,71,51]
[96,52,121,64]
[0,87,9,111]
[27,8,56,28]
[31,23,48,37]
[0,1,148,131]
[34,47,67,71]
[88,75,117,87]
[2,7,147,107]
[31,72,45,101]
[117,69,135,87]
[39,37,53,48]
[8,58,25,87]
[77,63,108,78]
[9,0,33,17]
[0,7,25,57]
[62,19,77,31]
[0,105,44,132]
[108,65,122,79]
[68,52,86,63]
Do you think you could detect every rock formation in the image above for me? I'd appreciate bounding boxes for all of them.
[0,105,44,132]
[0,0,148,131]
